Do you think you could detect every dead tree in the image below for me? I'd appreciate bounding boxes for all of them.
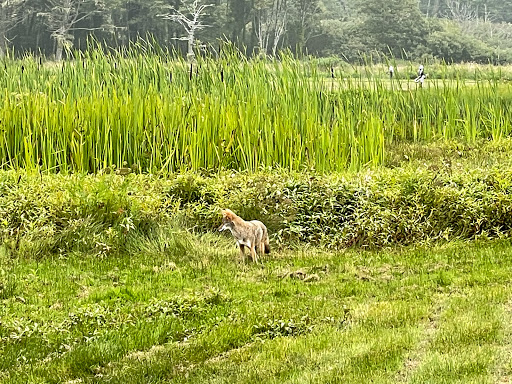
[445,0,480,32]
[38,0,104,61]
[159,0,213,61]
[0,0,25,57]
[254,0,289,56]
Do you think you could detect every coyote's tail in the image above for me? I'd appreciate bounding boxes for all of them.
[264,237,271,254]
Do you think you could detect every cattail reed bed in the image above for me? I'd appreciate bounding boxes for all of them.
[0,48,511,173]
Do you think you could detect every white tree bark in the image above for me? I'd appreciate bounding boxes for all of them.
[445,0,480,32]
[0,0,25,57]
[38,0,104,61]
[158,0,213,61]
[254,0,288,56]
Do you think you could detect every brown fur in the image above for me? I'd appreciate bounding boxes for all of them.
[218,209,270,263]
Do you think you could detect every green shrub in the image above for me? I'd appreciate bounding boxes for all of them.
[3,166,512,256]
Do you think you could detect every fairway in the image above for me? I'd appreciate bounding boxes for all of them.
[1,236,512,383]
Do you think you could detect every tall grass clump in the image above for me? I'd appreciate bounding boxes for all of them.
[0,42,511,173]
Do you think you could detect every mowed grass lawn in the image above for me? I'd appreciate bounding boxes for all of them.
[2,233,512,383]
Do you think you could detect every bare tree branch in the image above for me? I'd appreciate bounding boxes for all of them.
[0,0,25,57]
[158,0,213,61]
[445,0,478,23]
[254,0,289,56]
[38,0,104,60]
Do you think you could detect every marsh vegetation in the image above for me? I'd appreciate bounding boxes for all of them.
[0,48,511,173]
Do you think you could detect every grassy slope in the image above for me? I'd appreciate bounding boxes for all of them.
[1,232,512,383]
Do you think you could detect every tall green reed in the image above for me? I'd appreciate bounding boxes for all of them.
[0,44,510,174]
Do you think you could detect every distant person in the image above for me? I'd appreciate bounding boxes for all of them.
[389,65,394,79]
[417,65,424,78]
[414,64,426,85]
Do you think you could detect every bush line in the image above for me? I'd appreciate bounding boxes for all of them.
[1,168,511,256]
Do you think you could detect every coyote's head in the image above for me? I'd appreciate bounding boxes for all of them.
[218,209,236,232]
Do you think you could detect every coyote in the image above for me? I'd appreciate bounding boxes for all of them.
[218,209,270,263]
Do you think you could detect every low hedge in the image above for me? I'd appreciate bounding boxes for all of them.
[1,166,512,256]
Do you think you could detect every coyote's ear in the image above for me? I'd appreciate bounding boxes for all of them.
[222,209,235,220]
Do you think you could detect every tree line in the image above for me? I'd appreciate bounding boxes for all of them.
[3,0,512,62]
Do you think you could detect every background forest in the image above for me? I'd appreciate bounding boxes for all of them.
[2,0,512,63]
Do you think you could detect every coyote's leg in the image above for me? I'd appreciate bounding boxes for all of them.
[239,244,246,263]
[250,245,258,264]
[259,241,265,256]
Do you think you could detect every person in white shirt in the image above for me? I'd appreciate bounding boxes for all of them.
[415,64,426,85]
